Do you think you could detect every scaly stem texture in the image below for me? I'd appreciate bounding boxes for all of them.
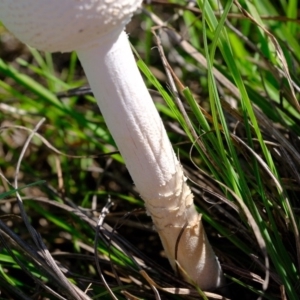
[77,31,223,290]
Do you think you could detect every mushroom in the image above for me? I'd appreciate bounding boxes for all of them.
[0,0,224,290]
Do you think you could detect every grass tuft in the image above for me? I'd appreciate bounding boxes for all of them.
[0,1,300,299]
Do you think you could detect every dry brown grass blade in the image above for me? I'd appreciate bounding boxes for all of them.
[252,107,300,170]
[0,124,97,159]
[0,215,95,300]
[185,161,270,294]
[0,221,68,300]
[280,285,288,300]
[144,8,300,165]
[151,26,224,177]
[232,134,300,272]
[140,270,228,299]
[94,199,122,300]
[223,189,270,294]
[222,263,265,285]
[12,118,91,300]
[144,9,240,99]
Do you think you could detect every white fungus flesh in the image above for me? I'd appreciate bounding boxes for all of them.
[0,0,141,52]
[0,0,224,290]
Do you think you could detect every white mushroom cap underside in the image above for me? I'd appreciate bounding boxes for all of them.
[0,0,142,52]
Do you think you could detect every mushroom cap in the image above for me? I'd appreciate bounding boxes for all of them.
[0,0,142,52]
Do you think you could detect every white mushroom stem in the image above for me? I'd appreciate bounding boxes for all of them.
[0,0,224,290]
[77,31,224,290]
